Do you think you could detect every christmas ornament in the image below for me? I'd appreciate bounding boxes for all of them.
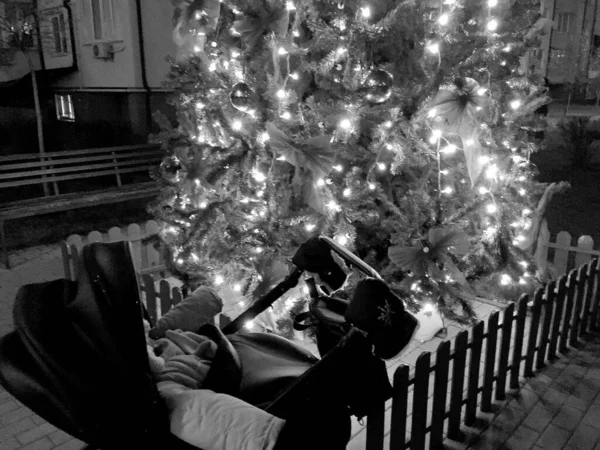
[266,123,335,180]
[233,5,289,51]
[160,155,183,183]
[362,69,393,104]
[388,227,470,278]
[429,78,491,185]
[230,83,256,113]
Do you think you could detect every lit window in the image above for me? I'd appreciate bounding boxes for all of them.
[55,94,75,121]
[51,14,68,53]
[556,13,575,33]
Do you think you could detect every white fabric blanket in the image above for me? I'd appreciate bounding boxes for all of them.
[158,381,285,450]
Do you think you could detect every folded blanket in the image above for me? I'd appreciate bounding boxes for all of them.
[158,382,284,450]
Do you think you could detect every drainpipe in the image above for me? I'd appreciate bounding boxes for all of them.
[135,0,152,136]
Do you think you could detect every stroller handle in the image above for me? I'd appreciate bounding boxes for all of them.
[222,237,382,335]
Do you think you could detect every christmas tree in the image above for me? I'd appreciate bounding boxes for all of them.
[150,0,554,334]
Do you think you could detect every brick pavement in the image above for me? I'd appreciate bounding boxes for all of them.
[458,332,600,450]
[0,243,502,450]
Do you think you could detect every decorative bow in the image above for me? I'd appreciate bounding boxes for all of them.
[266,123,334,180]
[429,78,490,185]
[233,6,289,51]
[388,228,471,288]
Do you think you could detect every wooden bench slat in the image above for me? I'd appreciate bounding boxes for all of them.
[0,144,161,162]
[0,157,160,181]
[0,150,163,172]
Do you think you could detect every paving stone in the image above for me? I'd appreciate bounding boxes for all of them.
[468,425,510,450]
[20,437,53,450]
[542,387,571,411]
[564,423,599,450]
[504,424,540,450]
[582,404,600,430]
[48,430,73,446]
[0,439,20,450]
[17,423,56,445]
[0,402,19,417]
[535,423,572,450]
[52,440,86,450]
[0,418,36,442]
[522,402,557,430]
[566,394,592,411]
[0,408,33,426]
[510,387,541,412]
[552,405,585,431]
[490,405,527,434]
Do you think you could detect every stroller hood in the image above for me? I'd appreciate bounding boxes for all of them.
[0,242,190,448]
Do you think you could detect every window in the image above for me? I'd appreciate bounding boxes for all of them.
[55,94,75,121]
[51,14,68,54]
[549,49,568,69]
[556,13,575,33]
[90,0,116,41]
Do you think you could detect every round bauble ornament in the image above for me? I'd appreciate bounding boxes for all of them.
[160,155,183,183]
[230,82,256,113]
[363,69,393,104]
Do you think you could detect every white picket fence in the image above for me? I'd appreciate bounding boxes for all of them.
[60,220,167,281]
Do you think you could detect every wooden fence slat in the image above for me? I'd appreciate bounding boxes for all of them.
[70,245,80,281]
[496,303,515,401]
[66,234,83,248]
[390,366,410,450]
[60,242,72,281]
[171,286,183,306]
[142,274,158,325]
[448,331,468,441]
[534,220,550,271]
[581,262,596,334]
[107,226,123,242]
[465,321,484,425]
[560,270,578,353]
[553,231,571,275]
[145,220,161,269]
[589,259,600,331]
[570,265,588,346]
[87,230,103,244]
[575,236,595,269]
[510,296,528,389]
[411,353,430,450]
[525,289,543,377]
[127,224,143,271]
[159,279,173,316]
[431,341,451,447]
[481,312,499,412]
[549,277,566,360]
[537,282,556,370]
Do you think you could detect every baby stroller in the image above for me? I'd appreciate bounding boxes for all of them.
[0,236,418,449]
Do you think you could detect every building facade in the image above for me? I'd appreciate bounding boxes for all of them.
[0,0,176,154]
[527,0,600,94]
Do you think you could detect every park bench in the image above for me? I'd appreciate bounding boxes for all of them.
[0,144,163,268]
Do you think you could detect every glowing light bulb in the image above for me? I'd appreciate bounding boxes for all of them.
[339,119,352,130]
[427,42,440,54]
[290,72,299,80]
[479,186,489,195]
[327,201,340,211]
[276,89,286,99]
[432,129,442,138]
[199,201,208,209]
[441,186,453,195]
[281,111,292,120]
[485,165,498,179]
[518,175,527,182]
[438,13,449,25]
[377,162,386,171]
[215,275,225,285]
[209,62,217,71]
[176,258,184,265]
[519,277,527,285]
[487,19,498,31]
[486,203,498,214]
[343,188,351,197]
[286,1,296,10]
[384,121,392,128]
[233,283,242,292]
[338,235,348,246]
[441,144,457,154]
[232,120,242,131]
[510,100,522,110]
[522,208,532,216]
[477,88,487,96]
[302,286,310,294]
[423,303,435,313]
[500,274,512,286]
[193,45,201,53]
[336,46,347,55]
[361,6,371,18]
[333,164,343,172]
[519,188,526,196]
[244,321,255,330]
[480,155,491,164]
[231,50,240,58]
[440,169,449,175]
[316,178,325,187]
[368,182,376,190]
[504,45,512,52]
[252,170,267,182]
[292,29,300,37]
[255,247,264,254]
[519,261,529,268]
[488,0,498,6]
[278,47,287,55]
[305,223,316,232]
[428,108,437,118]
[465,138,475,146]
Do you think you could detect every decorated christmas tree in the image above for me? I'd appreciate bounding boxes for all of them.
[150,0,555,334]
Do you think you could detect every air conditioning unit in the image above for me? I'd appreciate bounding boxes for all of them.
[92,43,114,61]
